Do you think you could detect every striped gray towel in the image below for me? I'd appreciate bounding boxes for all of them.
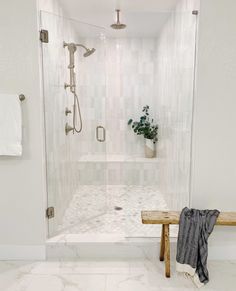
[176,207,220,288]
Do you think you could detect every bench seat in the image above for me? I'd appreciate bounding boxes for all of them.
[141,210,236,278]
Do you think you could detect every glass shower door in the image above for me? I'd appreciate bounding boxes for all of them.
[120,11,198,238]
[40,11,107,237]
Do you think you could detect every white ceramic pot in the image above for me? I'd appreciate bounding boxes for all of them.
[145,138,156,158]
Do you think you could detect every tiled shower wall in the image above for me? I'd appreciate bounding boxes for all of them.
[154,0,200,209]
[73,38,157,157]
[75,37,160,186]
[106,39,157,157]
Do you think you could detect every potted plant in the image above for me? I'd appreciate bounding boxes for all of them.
[128,105,158,158]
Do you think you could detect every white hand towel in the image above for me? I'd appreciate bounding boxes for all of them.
[0,93,22,156]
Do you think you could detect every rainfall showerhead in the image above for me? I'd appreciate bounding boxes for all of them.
[83,47,96,57]
[111,9,126,30]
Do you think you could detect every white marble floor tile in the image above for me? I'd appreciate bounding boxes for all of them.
[0,261,37,291]
[4,274,106,291]
[32,260,130,275]
[106,274,152,291]
[0,260,236,291]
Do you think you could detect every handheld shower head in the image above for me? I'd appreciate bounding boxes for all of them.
[64,42,96,58]
[83,47,96,57]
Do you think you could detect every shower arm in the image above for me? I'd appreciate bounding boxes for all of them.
[116,9,120,23]
[63,42,89,53]
[75,44,89,50]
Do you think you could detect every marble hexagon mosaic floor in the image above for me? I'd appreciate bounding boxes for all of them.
[58,185,177,237]
[1,260,236,291]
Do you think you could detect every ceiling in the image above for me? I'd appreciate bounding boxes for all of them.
[58,0,179,38]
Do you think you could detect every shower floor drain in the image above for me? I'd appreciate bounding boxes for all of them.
[114,206,123,211]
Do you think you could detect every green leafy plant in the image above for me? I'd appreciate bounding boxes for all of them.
[128,105,158,143]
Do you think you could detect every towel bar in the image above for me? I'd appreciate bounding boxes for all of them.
[19,94,25,101]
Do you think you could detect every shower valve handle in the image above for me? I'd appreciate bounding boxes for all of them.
[64,83,75,90]
[65,123,74,135]
[65,107,72,116]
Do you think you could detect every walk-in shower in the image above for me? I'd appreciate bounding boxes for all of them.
[63,42,95,135]
[40,1,198,240]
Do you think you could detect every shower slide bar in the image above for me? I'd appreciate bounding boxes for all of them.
[63,42,95,135]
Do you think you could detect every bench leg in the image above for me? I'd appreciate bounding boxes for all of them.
[159,224,165,261]
[164,224,170,278]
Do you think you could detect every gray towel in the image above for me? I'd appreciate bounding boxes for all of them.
[176,207,220,288]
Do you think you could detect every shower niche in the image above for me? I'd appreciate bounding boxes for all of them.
[40,3,198,239]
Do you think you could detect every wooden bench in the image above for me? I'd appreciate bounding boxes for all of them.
[141,210,236,278]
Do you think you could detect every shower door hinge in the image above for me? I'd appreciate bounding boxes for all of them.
[46,207,54,219]
[40,29,49,43]
[192,10,199,16]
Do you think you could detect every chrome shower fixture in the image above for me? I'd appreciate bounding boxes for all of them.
[63,41,96,135]
[111,9,126,30]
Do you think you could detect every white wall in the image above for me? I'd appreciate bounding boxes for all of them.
[0,0,46,259]
[191,0,236,259]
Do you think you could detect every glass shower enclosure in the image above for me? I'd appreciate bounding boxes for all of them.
[41,9,198,239]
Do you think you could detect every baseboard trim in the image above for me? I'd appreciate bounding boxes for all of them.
[0,245,46,260]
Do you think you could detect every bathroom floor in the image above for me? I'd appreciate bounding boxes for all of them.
[58,185,176,237]
[1,259,235,291]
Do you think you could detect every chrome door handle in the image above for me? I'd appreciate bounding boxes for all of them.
[96,126,106,142]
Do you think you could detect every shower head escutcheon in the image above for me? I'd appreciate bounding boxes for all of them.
[111,9,126,30]
[63,42,96,57]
